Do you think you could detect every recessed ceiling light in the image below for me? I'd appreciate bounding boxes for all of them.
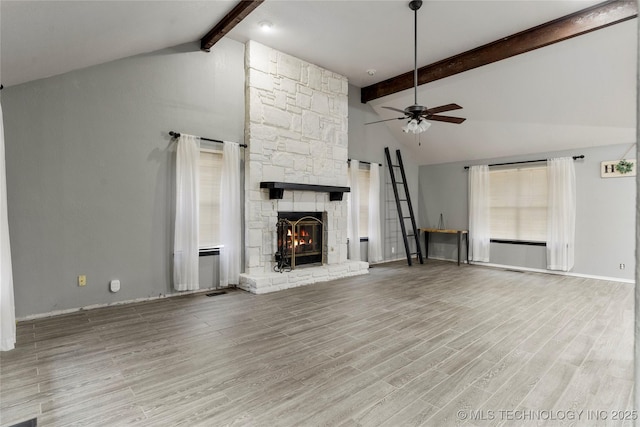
[366,69,376,76]
[259,21,273,31]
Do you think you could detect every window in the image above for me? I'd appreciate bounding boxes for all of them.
[348,164,372,239]
[490,166,547,242]
[199,149,223,249]
[358,168,370,238]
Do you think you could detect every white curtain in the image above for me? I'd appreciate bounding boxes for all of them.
[468,165,491,262]
[0,101,16,351]
[173,134,200,291]
[219,142,241,287]
[547,157,576,271]
[367,163,383,263]
[347,160,361,261]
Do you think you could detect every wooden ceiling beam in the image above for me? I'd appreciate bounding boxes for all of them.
[361,0,637,103]
[201,0,264,52]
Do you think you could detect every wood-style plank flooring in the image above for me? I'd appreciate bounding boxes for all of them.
[0,260,634,426]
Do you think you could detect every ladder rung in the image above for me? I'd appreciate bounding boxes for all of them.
[391,164,400,168]
[403,216,412,219]
[395,181,404,184]
[406,234,415,237]
[399,199,407,201]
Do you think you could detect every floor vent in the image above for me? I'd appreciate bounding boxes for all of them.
[206,291,227,297]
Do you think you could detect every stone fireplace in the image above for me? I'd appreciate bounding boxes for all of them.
[238,41,368,294]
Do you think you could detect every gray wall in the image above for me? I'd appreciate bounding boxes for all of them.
[418,143,636,280]
[3,39,245,317]
[348,84,421,263]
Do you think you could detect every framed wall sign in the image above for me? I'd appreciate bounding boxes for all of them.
[601,159,636,178]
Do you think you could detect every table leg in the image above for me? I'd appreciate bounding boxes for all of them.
[465,233,469,264]
[457,231,461,266]
[424,231,429,260]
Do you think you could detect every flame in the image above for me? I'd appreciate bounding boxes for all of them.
[281,224,318,251]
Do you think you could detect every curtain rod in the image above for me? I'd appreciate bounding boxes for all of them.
[347,158,382,166]
[463,155,584,170]
[169,131,247,148]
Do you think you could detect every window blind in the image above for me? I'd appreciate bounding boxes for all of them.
[358,168,370,238]
[199,150,223,248]
[490,166,547,242]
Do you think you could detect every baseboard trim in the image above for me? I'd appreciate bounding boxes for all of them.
[20,257,631,321]
[425,256,469,264]
[426,255,633,283]
[472,261,635,284]
[373,255,420,265]
[17,287,232,322]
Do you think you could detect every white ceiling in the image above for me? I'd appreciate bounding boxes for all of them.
[1,0,637,165]
[0,0,236,87]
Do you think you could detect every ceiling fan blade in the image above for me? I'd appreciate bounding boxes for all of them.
[365,116,405,125]
[426,103,463,115]
[426,115,466,124]
[381,106,407,114]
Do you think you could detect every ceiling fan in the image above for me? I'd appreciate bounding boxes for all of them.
[367,0,466,133]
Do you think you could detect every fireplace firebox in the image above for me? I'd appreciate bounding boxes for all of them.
[275,212,324,272]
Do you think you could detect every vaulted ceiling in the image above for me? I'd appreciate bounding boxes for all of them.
[1,0,637,165]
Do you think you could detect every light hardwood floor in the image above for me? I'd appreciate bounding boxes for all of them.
[0,260,634,427]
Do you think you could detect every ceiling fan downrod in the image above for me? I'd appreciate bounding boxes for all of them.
[363,0,466,129]
[409,0,422,107]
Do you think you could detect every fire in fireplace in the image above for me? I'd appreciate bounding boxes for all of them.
[275,212,324,272]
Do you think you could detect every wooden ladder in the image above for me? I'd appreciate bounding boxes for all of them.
[384,147,424,266]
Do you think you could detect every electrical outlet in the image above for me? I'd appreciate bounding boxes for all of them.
[620,263,625,270]
[78,275,87,287]
[391,247,395,254]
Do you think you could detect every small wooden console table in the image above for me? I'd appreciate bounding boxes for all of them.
[420,228,469,266]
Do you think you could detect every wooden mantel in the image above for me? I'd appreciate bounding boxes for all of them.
[259,182,350,201]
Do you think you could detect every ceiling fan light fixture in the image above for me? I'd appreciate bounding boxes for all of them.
[418,120,431,132]
[403,119,418,133]
[402,118,430,134]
